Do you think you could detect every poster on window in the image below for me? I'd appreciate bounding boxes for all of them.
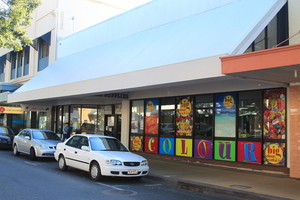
[144,136,158,153]
[263,89,286,139]
[176,97,193,136]
[215,93,236,138]
[159,137,175,155]
[194,139,213,159]
[237,142,262,164]
[130,136,143,152]
[175,138,193,157]
[263,142,285,166]
[214,140,236,161]
[145,99,159,135]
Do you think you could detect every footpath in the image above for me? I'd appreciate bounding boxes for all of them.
[140,153,300,200]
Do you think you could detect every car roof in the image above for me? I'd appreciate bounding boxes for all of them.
[24,128,54,132]
[73,134,116,139]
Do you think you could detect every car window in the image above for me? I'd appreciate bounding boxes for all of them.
[90,137,128,151]
[32,130,60,140]
[0,127,14,135]
[66,136,81,148]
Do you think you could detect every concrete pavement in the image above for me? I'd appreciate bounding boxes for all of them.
[140,153,300,200]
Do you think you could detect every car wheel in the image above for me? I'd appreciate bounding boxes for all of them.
[58,155,68,171]
[29,147,37,161]
[90,162,102,181]
[13,144,19,156]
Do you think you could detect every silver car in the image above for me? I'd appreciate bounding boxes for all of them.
[13,129,62,160]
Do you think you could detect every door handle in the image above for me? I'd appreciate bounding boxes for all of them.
[75,151,77,154]
[64,148,66,151]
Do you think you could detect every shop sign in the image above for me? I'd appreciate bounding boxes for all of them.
[144,137,158,153]
[175,138,193,157]
[176,97,193,136]
[159,137,174,155]
[22,104,51,112]
[214,140,236,161]
[194,139,213,159]
[237,142,262,164]
[263,143,285,166]
[0,106,23,114]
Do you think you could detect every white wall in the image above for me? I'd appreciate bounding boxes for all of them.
[289,0,300,45]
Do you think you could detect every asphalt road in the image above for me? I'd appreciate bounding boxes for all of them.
[0,150,234,200]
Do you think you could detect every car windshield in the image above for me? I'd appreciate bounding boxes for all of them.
[32,130,60,140]
[90,137,128,151]
[0,127,14,136]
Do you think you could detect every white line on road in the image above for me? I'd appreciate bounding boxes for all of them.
[144,184,162,187]
[96,182,124,190]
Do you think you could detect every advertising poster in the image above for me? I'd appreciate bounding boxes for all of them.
[159,137,175,155]
[263,89,286,139]
[175,138,193,157]
[237,142,262,164]
[145,99,159,134]
[176,97,193,136]
[194,139,213,159]
[144,136,158,153]
[130,136,143,152]
[263,142,285,166]
[215,93,236,138]
[214,140,236,161]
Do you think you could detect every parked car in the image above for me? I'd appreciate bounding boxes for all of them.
[54,134,149,181]
[0,126,15,149]
[13,129,62,160]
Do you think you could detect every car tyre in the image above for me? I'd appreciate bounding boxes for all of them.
[58,155,68,171]
[90,162,102,181]
[13,144,19,156]
[30,147,37,161]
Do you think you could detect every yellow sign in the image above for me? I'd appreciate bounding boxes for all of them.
[175,138,193,157]
[178,99,191,117]
[264,144,284,164]
[223,95,234,108]
[0,106,23,114]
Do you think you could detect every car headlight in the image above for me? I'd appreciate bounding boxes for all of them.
[106,159,122,166]
[141,160,148,166]
[39,144,48,149]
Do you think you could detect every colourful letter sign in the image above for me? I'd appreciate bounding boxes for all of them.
[237,142,262,164]
[263,143,285,166]
[214,140,236,161]
[194,139,213,159]
[159,137,174,155]
[176,138,193,157]
[144,137,158,153]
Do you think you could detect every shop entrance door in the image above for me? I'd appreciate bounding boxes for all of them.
[104,115,121,140]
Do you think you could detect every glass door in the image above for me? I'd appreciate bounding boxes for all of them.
[105,114,121,140]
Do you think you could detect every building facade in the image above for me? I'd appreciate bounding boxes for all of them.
[6,0,300,178]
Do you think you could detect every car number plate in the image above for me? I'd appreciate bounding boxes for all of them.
[128,169,138,174]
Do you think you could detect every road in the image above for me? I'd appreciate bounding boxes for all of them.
[0,150,234,200]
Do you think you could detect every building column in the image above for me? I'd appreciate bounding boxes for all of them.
[289,84,300,178]
[121,100,130,148]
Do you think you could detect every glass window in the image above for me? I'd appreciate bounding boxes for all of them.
[66,136,81,148]
[81,105,97,134]
[176,96,193,136]
[238,91,262,139]
[70,105,81,134]
[10,52,16,79]
[0,55,5,82]
[131,100,144,134]
[97,106,105,135]
[32,130,60,140]
[145,99,159,135]
[160,98,175,136]
[194,95,213,137]
[90,137,128,151]
[16,51,23,78]
[23,46,30,76]
[38,38,49,71]
[267,16,277,48]
[263,89,286,140]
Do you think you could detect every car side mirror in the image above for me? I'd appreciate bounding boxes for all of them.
[25,136,31,140]
[81,146,89,151]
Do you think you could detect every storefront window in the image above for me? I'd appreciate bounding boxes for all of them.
[97,106,105,135]
[176,96,193,136]
[194,95,213,138]
[131,100,144,134]
[145,99,159,135]
[263,89,286,139]
[38,111,51,130]
[160,98,175,136]
[238,91,262,139]
[81,105,97,134]
[70,105,81,134]
[215,93,236,138]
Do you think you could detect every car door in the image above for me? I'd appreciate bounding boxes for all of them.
[16,130,30,153]
[74,136,91,172]
[64,136,84,170]
[22,130,32,154]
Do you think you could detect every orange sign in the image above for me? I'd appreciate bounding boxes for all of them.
[223,95,234,108]
[0,106,23,114]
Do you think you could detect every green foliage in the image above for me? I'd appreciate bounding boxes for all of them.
[0,0,41,51]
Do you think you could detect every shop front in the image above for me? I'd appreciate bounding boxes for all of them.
[129,88,287,170]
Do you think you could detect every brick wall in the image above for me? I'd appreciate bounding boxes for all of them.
[289,85,300,178]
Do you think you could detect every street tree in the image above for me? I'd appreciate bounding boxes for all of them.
[0,0,41,51]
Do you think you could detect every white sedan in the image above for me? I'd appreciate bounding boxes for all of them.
[54,134,149,181]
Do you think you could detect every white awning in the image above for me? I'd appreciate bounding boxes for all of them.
[8,0,286,104]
